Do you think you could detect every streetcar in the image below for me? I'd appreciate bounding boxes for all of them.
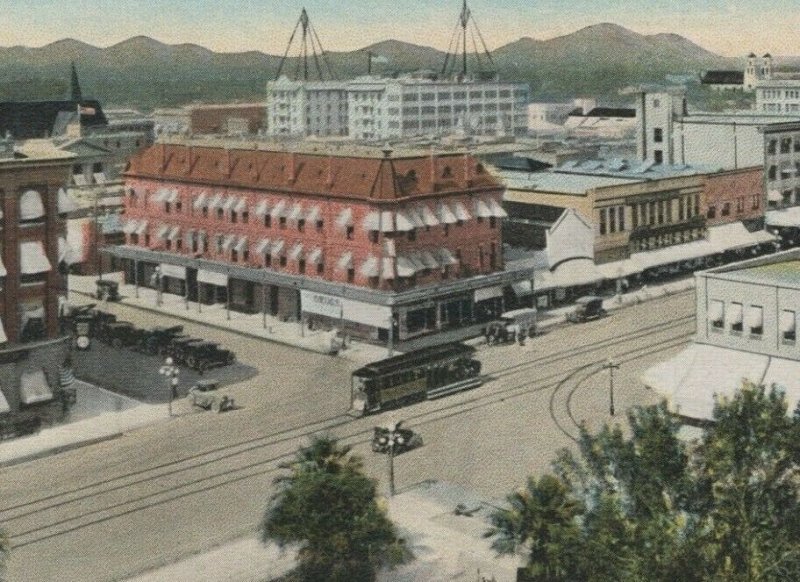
[349,343,482,416]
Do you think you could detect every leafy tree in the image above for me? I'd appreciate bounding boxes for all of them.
[487,385,800,582]
[260,436,409,582]
[0,528,8,582]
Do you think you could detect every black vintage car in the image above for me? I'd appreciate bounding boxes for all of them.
[99,321,139,348]
[95,279,120,301]
[183,341,235,371]
[567,296,607,323]
[135,325,185,355]
[371,422,423,454]
[166,336,206,364]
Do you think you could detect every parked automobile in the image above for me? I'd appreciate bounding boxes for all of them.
[567,296,606,323]
[166,336,205,363]
[99,321,139,348]
[371,422,423,454]
[183,341,235,371]
[485,307,538,344]
[187,378,220,410]
[135,325,185,355]
[95,279,120,301]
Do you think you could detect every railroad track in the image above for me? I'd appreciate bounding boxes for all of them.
[1,304,696,552]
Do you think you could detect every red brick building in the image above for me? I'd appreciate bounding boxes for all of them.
[114,141,530,345]
[0,137,75,428]
[703,166,764,228]
[188,104,265,135]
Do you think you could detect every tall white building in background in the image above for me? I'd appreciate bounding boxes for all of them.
[265,75,529,140]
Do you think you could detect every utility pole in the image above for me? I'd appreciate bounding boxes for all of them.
[602,360,620,416]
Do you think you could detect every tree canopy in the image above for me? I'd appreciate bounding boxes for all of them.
[260,435,410,582]
[487,383,800,582]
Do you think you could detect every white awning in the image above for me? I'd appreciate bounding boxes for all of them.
[363,211,380,231]
[0,317,6,343]
[708,300,724,322]
[307,247,323,264]
[58,188,79,214]
[437,202,458,224]
[381,257,396,279]
[417,204,440,226]
[768,189,783,202]
[631,240,717,270]
[234,236,248,253]
[336,251,354,271]
[766,206,800,227]
[233,197,248,213]
[193,192,208,209]
[745,305,763,330]
[20,190,44,220]
[336,208,354,228]
[475,285,504,302]
[597,259,641,279]
[0,387,8,413]
[163,189,178,203]
[0,255,6,277]
[156,224,170,240]
[727,302,743,326]
[288,243,304,261]
[549,258,604,288]
[417,250,439,269]
[395,210,415,232]
[73,174,88,187]
[19,241,51,274]
[512,280,534,296]
[122,219,139,234]
[160,263,186,279]
[707,223,776,252]
[221,196,237,211]
[207,193,224,209]
[406,207,425,228]
[437,248,459,266]
[255,239,271,255]
[396,256,417,277]
[305,205,321,223]
[221,234,236,251]
[270,239,285,257]
[380,210,395,232]
[288,202,304,221]
[271,200,288,218]
[487,197,508,218]
[474,198,493,218]
[453,201,472,221]
[360,255,379,277]
[135,220,149,235]
[93,172,107,185]
[197,269,228,286]
[407,254,426,272]
[167,226,181,241]
[20,369,53,405]
[780,310,796,333]
[254,200,270,217]
[58,237,79,265]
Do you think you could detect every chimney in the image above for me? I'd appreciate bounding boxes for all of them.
[160,143,168,172]
[287,150,296,184]
[326,155,334,188]
[430,145,436,184]
[463,153,471,185]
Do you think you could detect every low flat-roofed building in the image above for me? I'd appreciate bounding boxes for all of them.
[643,249,800,420]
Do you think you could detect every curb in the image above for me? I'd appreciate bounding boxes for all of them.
[70,289,333,357]
[0,432,124,468]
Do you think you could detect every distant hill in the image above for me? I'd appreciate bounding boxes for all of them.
[0,23,740,110]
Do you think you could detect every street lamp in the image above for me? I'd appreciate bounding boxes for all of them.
[159,356,179,417]
[377,422,416,497]
[151,266,163,306]
[602,359,620,416]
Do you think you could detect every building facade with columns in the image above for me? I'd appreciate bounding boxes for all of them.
[114,140,530,346]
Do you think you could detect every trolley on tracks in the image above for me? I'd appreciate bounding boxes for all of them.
[349,343,482,416]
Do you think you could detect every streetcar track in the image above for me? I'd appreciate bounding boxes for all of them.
[3,305,696,549]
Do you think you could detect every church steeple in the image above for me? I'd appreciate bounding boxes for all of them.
[70,61,83,102]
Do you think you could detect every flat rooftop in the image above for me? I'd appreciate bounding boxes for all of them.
[501,169,640,194]
[717,260,800,288]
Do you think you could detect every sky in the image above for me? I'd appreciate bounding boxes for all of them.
[0,0,797,56]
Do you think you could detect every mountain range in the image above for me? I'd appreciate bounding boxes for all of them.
[0,23,741,110]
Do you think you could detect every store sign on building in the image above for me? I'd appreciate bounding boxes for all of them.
[300,290,391,328]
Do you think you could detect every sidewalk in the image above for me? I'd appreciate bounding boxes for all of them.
[125,480,520,582]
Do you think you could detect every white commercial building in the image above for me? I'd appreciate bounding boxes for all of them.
[265,75,529,140]
[755,79,800,114]
[643,250,800,420]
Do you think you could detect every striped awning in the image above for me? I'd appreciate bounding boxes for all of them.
[234,236,248,253]
[271,200,288,218]
[288,243,304,261]
[287,202,304,221]
[192,192,208,209]
[307,247,323,264]
[437,202,458,224]
[270,239,285,257]
[417,204,440,226]
[360,255,379,277]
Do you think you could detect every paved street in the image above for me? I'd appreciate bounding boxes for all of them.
[0,289,696,582]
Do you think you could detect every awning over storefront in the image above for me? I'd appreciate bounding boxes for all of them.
[707,223,776,252]
[160,263,186,279]
[597,259,641,279]
[300,290,391,328]
[549,258,605,288]
[475,285,504,302]
[473,198,493,219]
[19,190,44,220]
[766,206,800,227]
[197,269,228,286]
[0,388,9,414]
[437,202,458,224]
[336,251,353,271]
[58,188,79,214]
[135,221,149,235]
[0,317,7,343]
[417,204,440,226]
[19,241,51,274]
[58,237,80,265]
[336,208,353,228]
[360,255,379,277]
[270,239,285,257]
[631,240,717,271]
[512,280,533,296]
[20,369,54,405]
[642,343,770,420]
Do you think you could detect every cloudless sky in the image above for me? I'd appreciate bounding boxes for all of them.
[0,0,796,56]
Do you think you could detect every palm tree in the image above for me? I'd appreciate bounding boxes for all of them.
[261,435,409,582]
[485,474,582,581]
